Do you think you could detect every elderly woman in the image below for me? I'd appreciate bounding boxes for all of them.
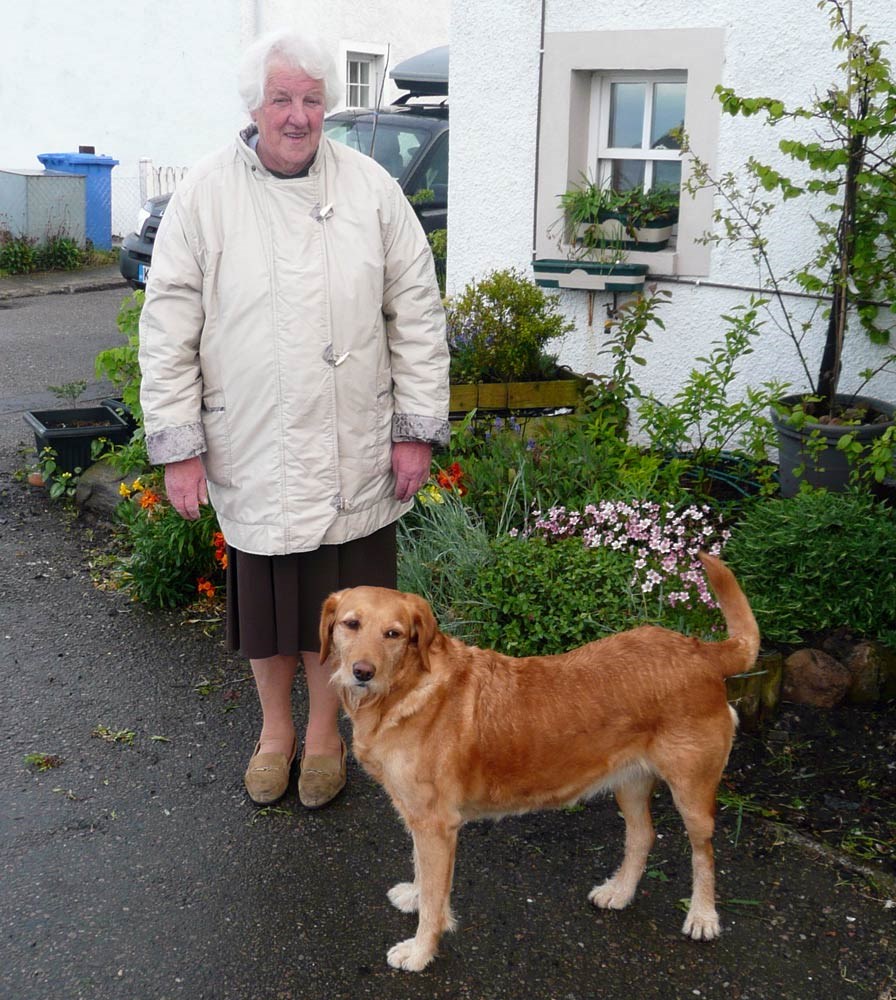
[138,30,449,809]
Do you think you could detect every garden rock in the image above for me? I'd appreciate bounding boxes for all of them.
[782,648,851,708]
[74,458,141,519]
[844,642,883,704]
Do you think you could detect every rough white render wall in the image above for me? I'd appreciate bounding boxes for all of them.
[2,0,447,238]
[448,0,896,412]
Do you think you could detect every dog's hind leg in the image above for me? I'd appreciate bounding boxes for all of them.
[387,822,458,972]
[589,770,656,911]
[666,771,723,940]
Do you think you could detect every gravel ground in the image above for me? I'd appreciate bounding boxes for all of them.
[1,467,894,1000]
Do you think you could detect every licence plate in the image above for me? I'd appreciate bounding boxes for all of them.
[138,263,150,284]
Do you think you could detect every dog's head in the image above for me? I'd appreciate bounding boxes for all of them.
[319,586,438,709]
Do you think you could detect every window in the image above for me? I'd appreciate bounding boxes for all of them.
[535,27,725,278]
[590,72,686,194]
[346,53,376,108]
[405,132,449,205]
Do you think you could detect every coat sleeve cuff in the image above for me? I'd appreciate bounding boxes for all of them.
[392,413,450,448]
[145,422,206,466]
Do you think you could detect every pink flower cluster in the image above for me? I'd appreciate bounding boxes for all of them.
[526,500,731,610]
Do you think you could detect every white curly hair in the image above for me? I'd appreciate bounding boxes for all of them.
[238,29,342,114]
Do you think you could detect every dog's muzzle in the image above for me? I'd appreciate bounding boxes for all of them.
[352,661,376,685]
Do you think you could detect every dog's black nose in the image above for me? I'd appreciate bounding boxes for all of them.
[353,662,375,683]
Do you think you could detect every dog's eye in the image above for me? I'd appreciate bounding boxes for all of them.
[384,629,402,640]
[343,618,360,631]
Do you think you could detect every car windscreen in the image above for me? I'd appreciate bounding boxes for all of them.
[324,119,433,180]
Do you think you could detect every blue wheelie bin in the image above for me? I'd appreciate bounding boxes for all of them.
[37,151,119,249]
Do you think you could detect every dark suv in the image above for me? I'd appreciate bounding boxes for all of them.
[119,104,448,288]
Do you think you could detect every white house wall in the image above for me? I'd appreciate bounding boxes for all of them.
[449,0,896,410]
[2,0,447,238]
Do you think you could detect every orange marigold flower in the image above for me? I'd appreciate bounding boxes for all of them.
[436,461,467,496]
[138,488,161,509]
[197,577,216,598]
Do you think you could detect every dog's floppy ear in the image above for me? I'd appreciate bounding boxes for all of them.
[319,590,346,664]
[406,593,438,671]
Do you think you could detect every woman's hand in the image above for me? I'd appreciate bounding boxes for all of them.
[164,456,208,520]
[391,441,433,502]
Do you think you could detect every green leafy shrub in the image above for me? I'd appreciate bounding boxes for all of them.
[0,234,37,274]
[116,485,223,609]
[446,269,573,384]
[36,235,83,271]
[723,490,896,644]
[467,536,639,656]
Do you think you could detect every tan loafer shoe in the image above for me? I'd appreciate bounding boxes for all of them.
[244,736,297,805]
[298,739,347,809]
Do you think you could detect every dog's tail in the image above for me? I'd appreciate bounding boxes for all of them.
[699,551,760,676]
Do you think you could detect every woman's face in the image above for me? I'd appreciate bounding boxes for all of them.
[253,61,326,175]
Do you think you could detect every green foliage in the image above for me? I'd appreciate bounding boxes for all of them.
[465,536,639,656]
[116,493,221,609]
[445,269,573,383]
[635,297,785,493]
[406,188,434,206]
[36,235,84,271]
[723,490,896,643]
[95,291,145,426]
[48,380,88,406]
[427,228,447,261]
[0,234,37,274]
[33,446,80,500]
[0,229,84,274]
[690,0,896,409]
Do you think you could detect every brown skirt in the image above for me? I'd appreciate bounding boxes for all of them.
[225,523,397,659]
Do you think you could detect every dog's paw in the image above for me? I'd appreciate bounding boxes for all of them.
[387,882,420,913]
[588,878,635,910]
[387,937,435,972]
[682,908,721,941]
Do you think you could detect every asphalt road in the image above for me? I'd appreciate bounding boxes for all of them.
[0,281,893,1000]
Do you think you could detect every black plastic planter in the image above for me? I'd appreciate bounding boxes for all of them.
[24,406,131,474]
[771,393,895,497]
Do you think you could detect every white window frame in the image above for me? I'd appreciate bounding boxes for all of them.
[337,40,389,111]
[346,53,375,108]
[535,27,725,278]
[589,71,688,193]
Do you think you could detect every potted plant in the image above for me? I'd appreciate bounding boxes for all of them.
[24,380,130,476]
[536,177,651,293]
[565,179,679,252]
[445,268,592,414]
[689,0,896,495]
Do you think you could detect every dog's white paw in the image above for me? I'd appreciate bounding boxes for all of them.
[682,908,721,940]
[387,937,435,972]
[588,878,635,910]
[387,882,419,913]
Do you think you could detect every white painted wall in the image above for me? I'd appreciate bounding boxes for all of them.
[1,0,447,238]
[449,0,896,412]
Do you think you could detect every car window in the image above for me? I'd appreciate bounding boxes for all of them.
[324,119,433,180]
[404,132,449,206]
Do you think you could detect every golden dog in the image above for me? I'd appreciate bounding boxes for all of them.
[320,552,759,972]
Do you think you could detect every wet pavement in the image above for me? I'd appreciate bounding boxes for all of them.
[0,270,893,1000]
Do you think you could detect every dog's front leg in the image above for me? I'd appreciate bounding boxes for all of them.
[387,839,421,914]
[387,822,458,972]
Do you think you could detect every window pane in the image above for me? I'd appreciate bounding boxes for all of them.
[359,61,370,86]
[609,83,645,148]
[653,160,682,191]
[611,159,645,190]
[651,83,686,149]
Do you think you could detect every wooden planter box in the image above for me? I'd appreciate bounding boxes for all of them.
[449,372,592,417]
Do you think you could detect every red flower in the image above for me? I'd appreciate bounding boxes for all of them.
[211,531,228,569]
[436,462,467,496]
[197,577,216,598]
[138,488,161,510]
